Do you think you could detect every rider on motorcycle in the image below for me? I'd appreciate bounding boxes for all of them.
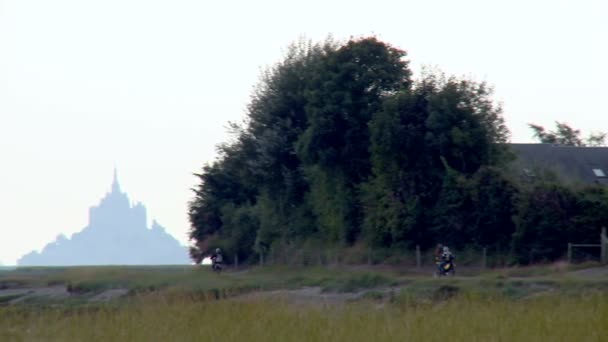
[439,246,455,274]
[211,248,223,270]
[441,246,454,263]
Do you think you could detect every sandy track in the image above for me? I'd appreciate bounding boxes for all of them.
[0,286,69,304]
[233,286,401,306]
[567,265,608,278]
[0,286,129,304]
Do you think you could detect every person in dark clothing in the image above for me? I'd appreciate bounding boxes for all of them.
[211,248,223,271]
[438,246,455,276]
[434,243,444,272]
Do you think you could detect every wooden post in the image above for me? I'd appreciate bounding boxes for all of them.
[601,227,607,264]
[260,253,264,266]
[368,248,372,266]
[482,247,487,269]
[234,254,239,269]
[416,245,421,269]
[567,243,573,264]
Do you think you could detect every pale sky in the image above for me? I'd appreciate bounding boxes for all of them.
[1,0,606,265]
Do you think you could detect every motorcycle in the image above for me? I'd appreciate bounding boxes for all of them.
[435,259,455,277]
[211,257,223,273]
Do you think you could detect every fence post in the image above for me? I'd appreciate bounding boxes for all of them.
[601,227,607,264]
[234,254,239,269]
[416,245,421,269]
[567,243,572,264]
[482,247,487,269]
[260,253,264,266]
[368,248,372,266]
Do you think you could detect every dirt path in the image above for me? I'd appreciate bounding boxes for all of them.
[567,265,608,278]
[0,286,130,304]
[0,286,69,304]
[233,286,402,306]
[88,289,130,302]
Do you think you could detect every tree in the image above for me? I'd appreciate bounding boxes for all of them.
[529,122,606,146]
[190,36,602,266]
[188,128,259,262]
[296,37,412,245]
[245,39,332,255]
[585,132,607,147]
[511,183,578,264]
[364,72,510,249]
[189,38,339,261]
[468,167,517,252]
[431,168,474,249]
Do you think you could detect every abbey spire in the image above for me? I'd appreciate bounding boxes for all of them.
[112,167,121,194]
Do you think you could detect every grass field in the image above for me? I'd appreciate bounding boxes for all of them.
[1,293,607,341]
[1,264,608,341]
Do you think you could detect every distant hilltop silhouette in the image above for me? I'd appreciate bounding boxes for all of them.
[18,169,190,266]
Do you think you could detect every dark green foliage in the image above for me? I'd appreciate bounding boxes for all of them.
[364,90,436,248]
[188,128,260,262]
[190,38,333,261]
[297,38,412,245]
[468,167,518,251]
[510,176,608,265]
[423,74,509,174]
[572,187,608,242]
[219,204,258,263]
[245,40,330,256]
[529,122,582,146]
[431,169,474,249]
[188,36,607,265]
[512,183,579,264]
[364,73,510,250]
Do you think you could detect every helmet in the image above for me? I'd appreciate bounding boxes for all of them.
[216,248,221,253]
[443,246,450,253]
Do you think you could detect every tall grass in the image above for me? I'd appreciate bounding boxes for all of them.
[1,293,606,341]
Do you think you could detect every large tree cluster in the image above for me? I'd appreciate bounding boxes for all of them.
[188,37,607,265]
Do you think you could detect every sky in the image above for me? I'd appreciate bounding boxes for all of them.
[1,0,606,265]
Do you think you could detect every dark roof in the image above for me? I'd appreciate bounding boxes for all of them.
[509,143,608,186]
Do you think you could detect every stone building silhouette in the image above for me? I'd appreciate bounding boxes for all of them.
[18,170,189,265]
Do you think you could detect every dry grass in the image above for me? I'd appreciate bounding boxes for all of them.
[2,265,608,341]
[1,292,607,341]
